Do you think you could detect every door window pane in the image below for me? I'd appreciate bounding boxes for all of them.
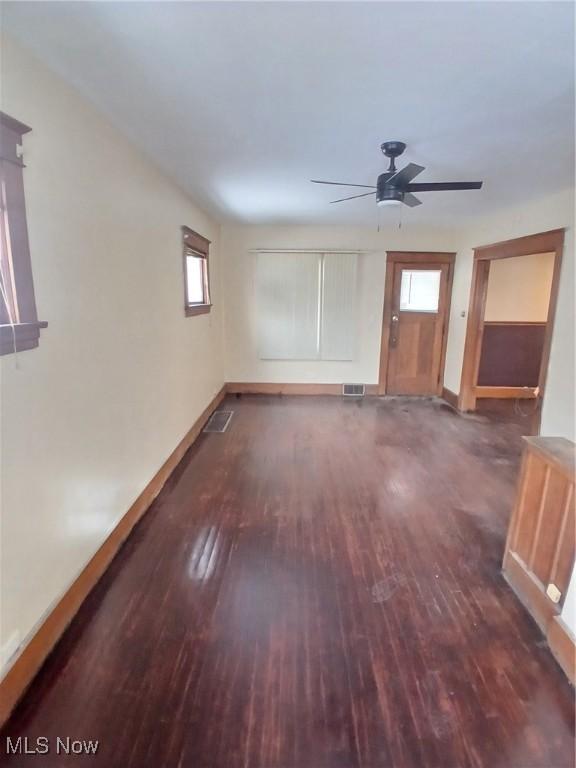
[400,269,441,312]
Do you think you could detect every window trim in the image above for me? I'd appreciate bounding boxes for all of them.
[0,111,47,355]
[182,225,211,317]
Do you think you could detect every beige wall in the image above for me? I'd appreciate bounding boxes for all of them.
[0,39,225,670]
[484,252,555,323]
[222,223,461,385]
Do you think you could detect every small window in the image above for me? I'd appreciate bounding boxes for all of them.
[182,226,211,316]
[399,269,441,313]
[0,112,46,354]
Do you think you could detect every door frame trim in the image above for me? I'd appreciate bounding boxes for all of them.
[458,229,564,426]
[378,251,456,396]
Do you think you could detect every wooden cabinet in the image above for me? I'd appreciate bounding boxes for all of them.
[503,437,575,634]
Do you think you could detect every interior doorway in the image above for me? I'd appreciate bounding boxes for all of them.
[459,229,564,433]
[378,251,455,395]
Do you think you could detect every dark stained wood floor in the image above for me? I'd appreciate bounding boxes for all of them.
[1,396,574,768]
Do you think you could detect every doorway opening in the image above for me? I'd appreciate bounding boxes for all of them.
[459,229,564,434]
[378,251,455,395]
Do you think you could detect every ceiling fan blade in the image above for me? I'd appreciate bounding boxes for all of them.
[402,192,422,207]
[406,181,483,192]
[311,180,376,188]
[329,191,377,204]
[387,163,425,187]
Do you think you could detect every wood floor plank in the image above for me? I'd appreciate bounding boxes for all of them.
[1,396,574,768]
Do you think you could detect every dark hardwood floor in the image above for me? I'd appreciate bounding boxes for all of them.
[1,395,574,768]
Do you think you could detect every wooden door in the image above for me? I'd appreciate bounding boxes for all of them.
[503,437,575,633]
[386,260,452,395]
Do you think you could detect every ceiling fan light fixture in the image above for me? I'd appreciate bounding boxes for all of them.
[377,197,402,207]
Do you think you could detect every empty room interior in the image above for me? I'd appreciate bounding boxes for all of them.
[0,2,575,767]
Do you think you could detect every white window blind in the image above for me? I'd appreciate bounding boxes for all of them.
[257,252,320,360]
[256,251,358,361]
[320,252,357,360]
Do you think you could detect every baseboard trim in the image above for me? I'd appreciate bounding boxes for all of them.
[0,384,227,727]
[227,382,380,396]
[548,615,576,685]
[441,386,459,409]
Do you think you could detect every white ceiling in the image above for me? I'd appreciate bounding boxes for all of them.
[3,1,574,227]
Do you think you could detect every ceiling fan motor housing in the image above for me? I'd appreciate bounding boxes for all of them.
[377,173,403,204]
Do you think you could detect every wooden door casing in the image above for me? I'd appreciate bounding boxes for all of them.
[458,229,564,424]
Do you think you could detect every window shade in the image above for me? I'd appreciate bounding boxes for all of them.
[320,252,357,360]
[256,251,358,361]
[257,252,320,360]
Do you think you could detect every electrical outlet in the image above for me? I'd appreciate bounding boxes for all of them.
[546,583,561,603]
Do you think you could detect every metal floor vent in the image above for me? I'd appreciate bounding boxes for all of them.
[342,384,365,397]
[203,410,234,433]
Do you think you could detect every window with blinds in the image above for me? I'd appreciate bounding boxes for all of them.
[0,112,46,355]
[256,251,358,361]
[182,226,211,317]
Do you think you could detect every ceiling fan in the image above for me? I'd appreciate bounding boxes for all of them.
[311,141,483,207]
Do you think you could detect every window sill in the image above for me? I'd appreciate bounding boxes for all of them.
[185,304,212,317]
[0,321,48,356]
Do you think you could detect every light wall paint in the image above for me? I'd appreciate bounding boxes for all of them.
[0,38,224,671]
[484,252,555,323]
[221,224,461,385]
